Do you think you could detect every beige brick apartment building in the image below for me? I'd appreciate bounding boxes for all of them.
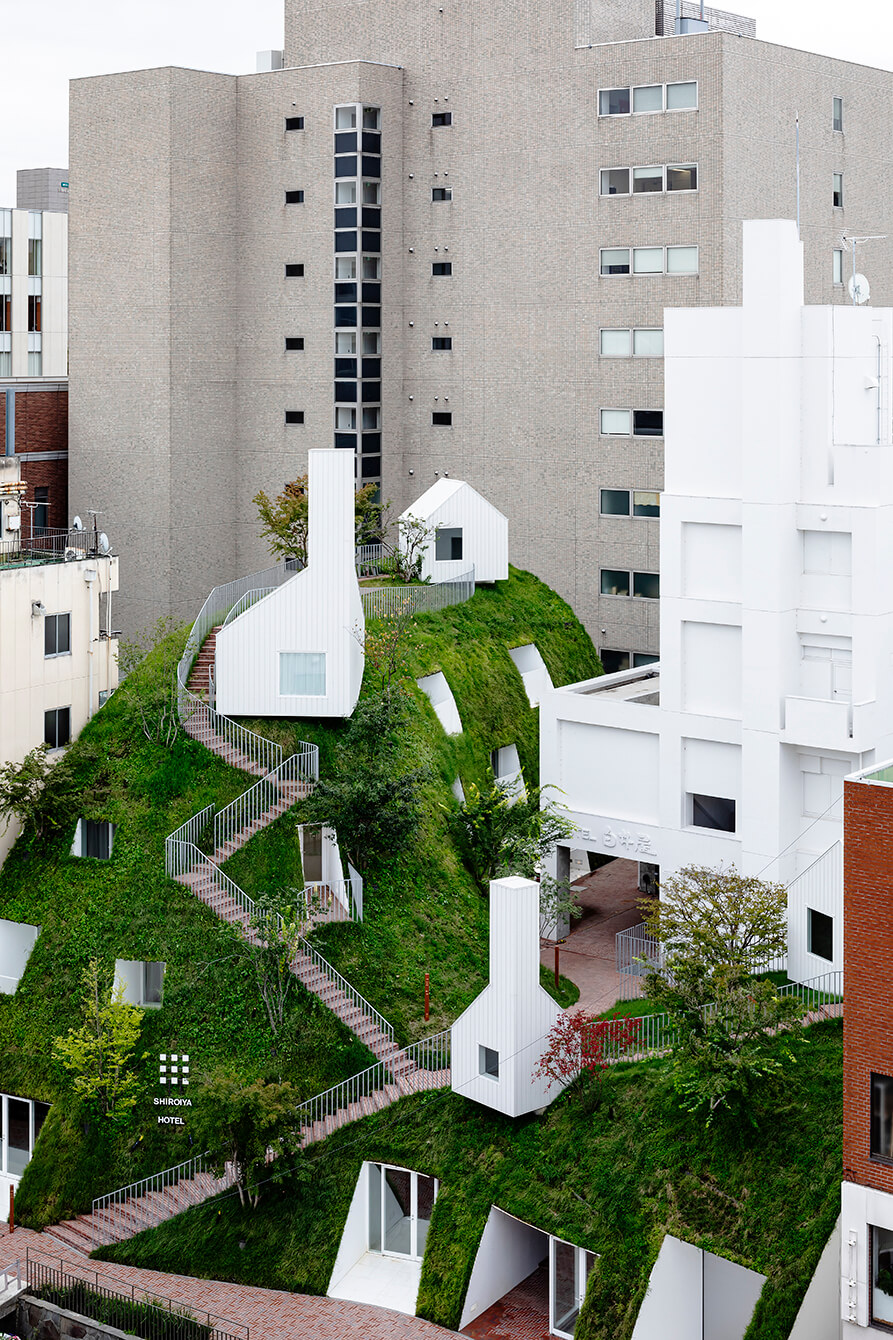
[67,0,893,658]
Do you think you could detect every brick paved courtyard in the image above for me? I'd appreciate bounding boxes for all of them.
[0,1225,459,1339]
[460,1262,550,1340]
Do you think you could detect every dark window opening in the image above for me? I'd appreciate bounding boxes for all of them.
[44,706,71,749]
[432,261,452,276]
[285,189,305,204]
[600,489,630,516]
[334,156,358,177]
[285,263,304,277]
[285,115,304,131]
[600,649,631,674]
[600,569,630,597]
[285,410,305,425]
[633,409,664,436]
[335,357,357,377]
[334,132,357,153]
[807,907,834,961]
[285,336,304,351]
[361,455,381,479]
[34,486,49,532]
[334,231,358,253]
[335,207,357,228]
[432,411,452,426]
[872,1074,893,1161]
[432,111,453,127]
[480,1045,499,1079]
[432,187,452,202]
[432,336,452,350]
[334,305,358,326]
[435,527,463,561]
[633,571,660,599]
[361,156,381,178]
[83,819,113,860]
[335,282,357,302]
[44,612,71,657]
[335,383,358,402]
[691,794,736,832]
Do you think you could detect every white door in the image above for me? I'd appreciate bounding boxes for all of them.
[368,1164,437,1261]
[549,1237,596,1338]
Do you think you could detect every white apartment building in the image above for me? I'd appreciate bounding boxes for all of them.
[0,457,119,865]
[0,203,67,381]
[540,219,893,980]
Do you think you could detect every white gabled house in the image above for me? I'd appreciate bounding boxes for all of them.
[400,478,508,584]
[451,876,564,1117]
[215,450,364,719]
[540,219,893,985]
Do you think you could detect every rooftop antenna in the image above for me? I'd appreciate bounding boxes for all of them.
[840,233,887,306]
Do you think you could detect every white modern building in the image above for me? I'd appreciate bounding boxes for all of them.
[0,457,119,865]
[451,875,564,1117]
[400,478,508,585]
[215,449,364,719]
[540,219,893,981]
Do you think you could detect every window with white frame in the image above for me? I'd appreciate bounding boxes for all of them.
[73,819,115,860]
[600,489,660,517]
[833,249,843,284]
[832,96,844,132]
[479,1045,499,1079]
[600,569,659,599]
[1,1092,50,1178]
[598,81,697,115]
[600,328,664,357]
[872,1224,893,1327]
[336,406,357,430]
[432,186,452,202]
[833,172,844,207]
[600,245,698,276]
[335,332,357,355]
[115,959,165,1008]
[599,408,663,436]
[807,908,833,961]
[279,652,326,696]
[689,793,736,832]
[335,180,357,204]
[335,256,357,280]
[599,164,697,195]
[44,612,71,657]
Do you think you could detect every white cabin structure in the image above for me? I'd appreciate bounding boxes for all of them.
[540,219,893,984]
[401,478,508,584]
[451,876,564,1117]
[215,450,364,719]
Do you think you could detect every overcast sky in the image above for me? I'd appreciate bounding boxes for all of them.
[0,0,890,205]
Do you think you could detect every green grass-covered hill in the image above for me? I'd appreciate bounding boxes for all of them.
[3,566,597,1227]
[99,1018,844,1340]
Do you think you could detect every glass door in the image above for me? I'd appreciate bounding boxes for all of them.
[550,1237,596,1338]
[368,1164,437,1260]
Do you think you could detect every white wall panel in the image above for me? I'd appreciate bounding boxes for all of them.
[402,479,508,584]
[682,523,742,603]
[557,721,659,823]
[682,622,742,718]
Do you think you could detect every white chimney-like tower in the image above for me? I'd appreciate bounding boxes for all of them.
[451,876,565,1117]
[215,449,365,719]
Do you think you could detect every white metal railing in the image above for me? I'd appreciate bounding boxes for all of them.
[598,969,843,1064]
[176,560,300,776]
[616,922,789,1001]
[295,1029,451,1142]
[211,749,318,858]
[361,566,475,619]
[293,934,394,1045]
[220,587,275,631]
[91,1153,237,1248]
[301,879,361,924]
[355,543,389,576]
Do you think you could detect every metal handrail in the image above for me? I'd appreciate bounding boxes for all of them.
[25,1246,246,1340]
[361,566,476,619]
[0,1258,22,1293]
[220,587,275,631]
[211,750,318,858]
[91,1153,237,1249]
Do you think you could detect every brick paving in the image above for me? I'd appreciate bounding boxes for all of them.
[541,858,648,1015]
[0,1225,458,1339]
[460,1262,550,1340]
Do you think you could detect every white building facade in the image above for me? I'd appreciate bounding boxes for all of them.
[0,204,67,380]
[540,219,893,981]
[0,457,119,864]
[400,478,508,585]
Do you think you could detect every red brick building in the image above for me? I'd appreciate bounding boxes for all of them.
[0,382,68,532]
[842,762,893,1334]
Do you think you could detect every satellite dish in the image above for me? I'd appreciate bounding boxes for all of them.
[72,515,84,531]
[98,532,110,555]
[848,273,871,305]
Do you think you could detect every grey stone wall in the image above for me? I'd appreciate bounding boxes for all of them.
[17,1295,132,1340]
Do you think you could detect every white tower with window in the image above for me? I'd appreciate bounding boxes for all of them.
[540,219,893,982]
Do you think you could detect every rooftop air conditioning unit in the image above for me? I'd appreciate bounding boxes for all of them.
[64,546,79,562]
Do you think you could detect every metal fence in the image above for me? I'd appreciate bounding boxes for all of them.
[211,749,318,859]
[0,525,113,567]
[361,567,475,619]
[599,969,843,1064]
[615,922,788,1001]
[355,543,388,577]
[91,1154,237,1249]
[25,1249,247,1340]
[220,586,276,630]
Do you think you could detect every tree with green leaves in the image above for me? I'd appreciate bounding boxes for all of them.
[300,692,429,870]
[253,475,381,566]
[245,892,312,1042]
[641,864,801,1124]
[447,774,576,893]
[0,743,80,843]
[393,512,435,582]
[52,959,145,1125]
[191,1070,300,1208]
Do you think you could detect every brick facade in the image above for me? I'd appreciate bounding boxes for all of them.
[843,776,893,1192]
[0,385,69,530]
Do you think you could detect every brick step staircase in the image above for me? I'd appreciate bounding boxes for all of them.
[46,1168,236,1254]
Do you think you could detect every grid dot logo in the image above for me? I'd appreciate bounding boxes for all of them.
[159,1053,190,1086]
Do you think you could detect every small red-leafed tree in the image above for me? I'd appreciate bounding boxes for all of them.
[533,1009,641,1092]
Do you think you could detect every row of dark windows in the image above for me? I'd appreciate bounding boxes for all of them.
[284,261,452,278]
[287,411,452,427]
[285,113,451,132]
